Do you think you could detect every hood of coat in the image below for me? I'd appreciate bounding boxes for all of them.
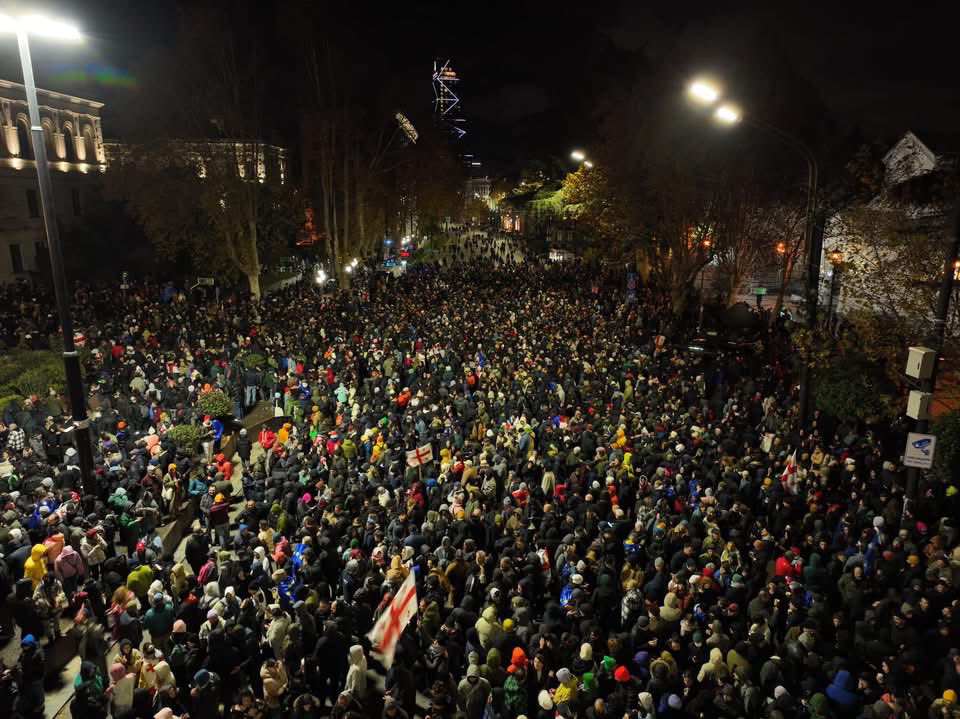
[348,645,367,669]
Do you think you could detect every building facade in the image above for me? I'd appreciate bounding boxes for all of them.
[0,79,107,282]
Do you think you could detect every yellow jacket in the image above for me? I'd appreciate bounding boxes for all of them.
[24,544,48,588]
[554,677,579,705]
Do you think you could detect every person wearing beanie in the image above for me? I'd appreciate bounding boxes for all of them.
[928,690,959,719]
[554,667,579,707]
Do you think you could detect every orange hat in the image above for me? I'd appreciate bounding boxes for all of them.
[117,421,126,429]
[615,666,630,682]
[511,647,527,667]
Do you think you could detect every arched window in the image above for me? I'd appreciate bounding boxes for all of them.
[63,126,77,162]
[82,127,96,162]
[41,120,56,159]
[17,119,32,159]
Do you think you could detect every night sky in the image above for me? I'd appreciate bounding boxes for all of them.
[1,1,957,173]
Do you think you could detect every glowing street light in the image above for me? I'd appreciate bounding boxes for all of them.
[714,104,741,125]
[583,160,594,169]
[0,13,83,40]
[688,79,720,105]
[570,150,585,162]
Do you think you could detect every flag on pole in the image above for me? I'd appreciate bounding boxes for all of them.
[367,570,417,668]
[406,444,433,467]
[780,450,798,495]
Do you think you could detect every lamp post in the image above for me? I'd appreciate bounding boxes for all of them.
[687,77,822,428]
[826,249,843,333]
[1,13,94,491]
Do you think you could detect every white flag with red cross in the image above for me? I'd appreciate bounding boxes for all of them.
[367,570,417,668]
[406,444,433,467]
[780,450,799,495]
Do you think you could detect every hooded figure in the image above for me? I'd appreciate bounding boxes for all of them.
[825,670,859,711]
[475,605,504,650]
[109,663,136,717]
[24,544,48,587]
[660,592,682,623]
[345,645,368,700]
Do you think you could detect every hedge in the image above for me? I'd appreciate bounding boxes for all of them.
[168,424,206,454]
[196,388,233,417]
[0,349,66,402]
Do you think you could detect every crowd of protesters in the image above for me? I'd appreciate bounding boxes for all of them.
[0,228,959,719]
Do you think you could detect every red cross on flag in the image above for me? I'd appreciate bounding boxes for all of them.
[367,570,417,668]
[406,444,433,467]
[780,449,798,495]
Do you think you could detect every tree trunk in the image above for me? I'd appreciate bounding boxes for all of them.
[247,271,261,299]
[770,253,795,326]
[247,218,261,300]
[726,266,744,307]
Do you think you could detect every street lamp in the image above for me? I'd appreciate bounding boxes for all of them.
[0,12,95,491]
[687,75,822,429]
[583,160,594,169]
[570,150,585,162]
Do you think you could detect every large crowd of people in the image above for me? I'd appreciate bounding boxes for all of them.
[1,232,958,719]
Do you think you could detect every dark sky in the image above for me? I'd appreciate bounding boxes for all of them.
[2,1,957,173]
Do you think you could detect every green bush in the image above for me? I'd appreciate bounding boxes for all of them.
[13,364,66,398]
[196,388,233,417]
[168,424,206,454]
[930,410,960,484]
[241,353,265,369]
[812,362,895,425]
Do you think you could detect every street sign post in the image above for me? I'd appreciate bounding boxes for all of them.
[903,432,936,469]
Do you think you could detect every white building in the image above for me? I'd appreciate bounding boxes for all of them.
[822,131,956,317]
[0,79,107,281]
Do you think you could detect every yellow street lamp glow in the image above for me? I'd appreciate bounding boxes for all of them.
[583,160,594,169]
[0,13,82,41]
[714,104,741,124]
[688,80,719,104]
[570,150,585,162]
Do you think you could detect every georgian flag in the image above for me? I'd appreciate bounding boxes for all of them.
[780,450,799,495]
[367,571,417,668]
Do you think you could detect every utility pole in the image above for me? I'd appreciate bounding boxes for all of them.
[903,203,960,526]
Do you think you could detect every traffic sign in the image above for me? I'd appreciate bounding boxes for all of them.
[903,432,936,469]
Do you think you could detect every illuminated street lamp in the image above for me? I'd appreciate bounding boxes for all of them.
[570,150,585,162]
[776,242,787,255]
[714,104,741,125]
[687,74,821,428]
[583,160,594,169]
[687,79,720,104]
[0,12,95,491]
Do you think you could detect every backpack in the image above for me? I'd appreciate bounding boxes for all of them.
[197,561,216,585]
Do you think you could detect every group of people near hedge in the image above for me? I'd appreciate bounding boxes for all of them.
[1,231,959,719]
